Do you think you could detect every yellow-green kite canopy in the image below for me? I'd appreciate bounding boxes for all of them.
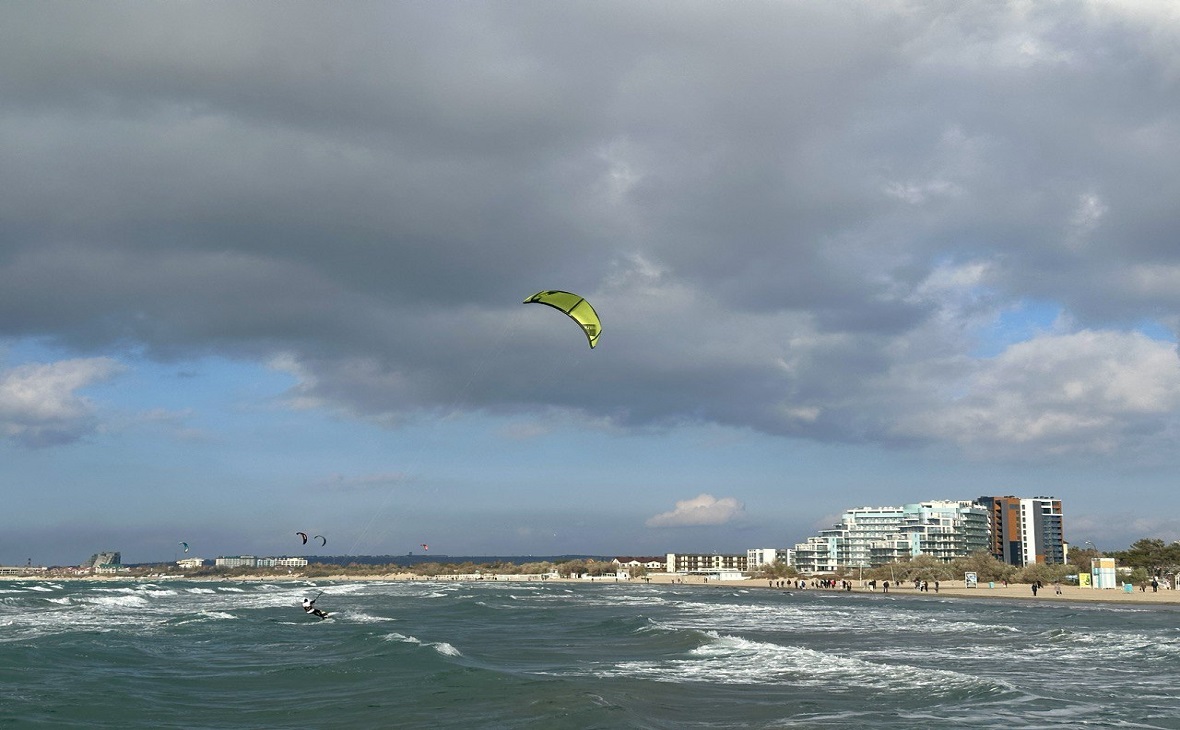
[523,290,601,348]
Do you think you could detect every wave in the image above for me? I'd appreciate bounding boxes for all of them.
[170,610,238,625]
[432,642,461,656]
[585,629,1003,700]
[81,595,152,608]
[339,611,395,623]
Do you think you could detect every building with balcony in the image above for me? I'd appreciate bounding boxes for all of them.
[974,496,1065,565]
[665,552,748,574]
[791,501,991,573]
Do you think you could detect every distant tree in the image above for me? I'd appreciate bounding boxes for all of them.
[753,561,797,580]
[1126,567,1150,586]
[1066,545,1101,567]
[952,550,1016,582]
[1014,562,1070,585]
[558,559,587,577]
[893,554,957,583]
[584,559,612,576]
[1112,539,1180,577]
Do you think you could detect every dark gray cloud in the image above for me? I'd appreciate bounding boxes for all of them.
[4,2,1180,457]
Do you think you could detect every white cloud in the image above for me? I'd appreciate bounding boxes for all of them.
[0,357,123,447]
[894,330,1180,455]
[645,493,747,527]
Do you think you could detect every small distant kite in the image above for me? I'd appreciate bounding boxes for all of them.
[523,290,601,349]
[421,543,429,552]
[179,541,189,553]
[296,532,308,545]
[314,535,327,547]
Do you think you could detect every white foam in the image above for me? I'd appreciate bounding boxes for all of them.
[197,611,237,620]
[83,595,151,608]
[432,642,461,656]
[587,630,992,697]
[340,611,395,623]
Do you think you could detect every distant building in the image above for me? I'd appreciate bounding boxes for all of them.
[84,551,121,569]
[0,566,46,576]
[215,555,257,568]
[214,555,308,569]
[792,501,990,573]
[254,556,308,568]
[747,548,793,569]
[974,496,1065,566]
[611,557,664,571]
[666,552,748,574]
[176,558,204,569]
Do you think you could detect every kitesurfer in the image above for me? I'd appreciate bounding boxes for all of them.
[302,595,329,619]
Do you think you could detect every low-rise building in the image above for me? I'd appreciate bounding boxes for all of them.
[747,548,793,569]
[0,566,46,576]
[666,552,748,574]
[612,556,664,570]
[215,555,257,568]
[214,555,308,569]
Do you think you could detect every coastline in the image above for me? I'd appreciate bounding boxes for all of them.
[5,572,1179,607]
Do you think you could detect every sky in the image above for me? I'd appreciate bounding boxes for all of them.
[4,1,1180,566]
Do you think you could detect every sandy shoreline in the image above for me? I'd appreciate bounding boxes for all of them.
[6,571,1179,607]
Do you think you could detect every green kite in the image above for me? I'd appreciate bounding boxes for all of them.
[523,290,601,348]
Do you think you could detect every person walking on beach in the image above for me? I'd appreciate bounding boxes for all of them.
[1031,582,1039,596]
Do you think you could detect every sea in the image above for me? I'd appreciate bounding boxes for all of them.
[1,579,1177,729]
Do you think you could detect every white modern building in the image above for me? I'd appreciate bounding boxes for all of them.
[666,552,748,574]
[792,501,991,573]
[747,548,793,569]
[216,555,309,569]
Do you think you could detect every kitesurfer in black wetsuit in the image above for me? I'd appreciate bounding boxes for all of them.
[302,596,329,619]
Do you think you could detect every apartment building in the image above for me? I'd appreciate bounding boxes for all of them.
[974,496,1065,565]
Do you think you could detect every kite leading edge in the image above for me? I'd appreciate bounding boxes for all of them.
[523,290,601,349]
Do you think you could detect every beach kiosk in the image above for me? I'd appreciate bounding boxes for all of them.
[1092,557,1117,589]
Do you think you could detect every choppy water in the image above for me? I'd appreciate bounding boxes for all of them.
[1,579,1178,729]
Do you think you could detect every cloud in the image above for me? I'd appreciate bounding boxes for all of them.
[893,331,1180,456]
[646,494,747,528]
[0,358,123,447]
[2,2,1180,470]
